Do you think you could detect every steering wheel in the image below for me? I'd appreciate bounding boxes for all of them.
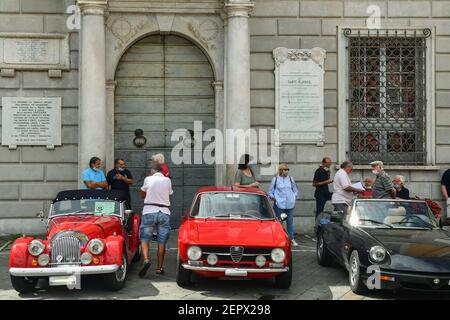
[395,215,430,227]
[244,210,260,215]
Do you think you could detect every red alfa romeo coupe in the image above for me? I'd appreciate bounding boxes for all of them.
[9,190,140,293]
[176,186,292,289]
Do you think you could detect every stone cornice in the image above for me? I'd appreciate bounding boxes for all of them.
[78,0,108,16]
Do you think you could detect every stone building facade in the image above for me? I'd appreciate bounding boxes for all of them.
[0,0,449,234]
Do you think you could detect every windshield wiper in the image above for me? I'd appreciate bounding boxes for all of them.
[359,219,393,228]
[394,216,434,230]
[210,213,261,220]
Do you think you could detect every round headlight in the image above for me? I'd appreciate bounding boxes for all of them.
[81,252,93,265]
[255,255,266,267]
[88,239,104,255]
[37,254,50,266]
[370,246,387,263]
[271,248,286,263]
[28,240,45,256]
[207,254,218,265]
[187,246,202,261]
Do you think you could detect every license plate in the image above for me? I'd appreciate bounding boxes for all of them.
[49,275,78,287]
[225,269,248,277]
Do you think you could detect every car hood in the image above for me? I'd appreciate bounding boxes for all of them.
[186,219,288,246]
[48,215,121,240]
[364,228,450,272]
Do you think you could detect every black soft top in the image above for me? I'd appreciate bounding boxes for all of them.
[53,189,127,203]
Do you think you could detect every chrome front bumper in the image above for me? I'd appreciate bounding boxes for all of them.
[10,265,119,277]
[182,264,289,274]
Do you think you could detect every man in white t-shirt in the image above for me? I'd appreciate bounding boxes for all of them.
[331,161,364,214]
[138,164,173,277]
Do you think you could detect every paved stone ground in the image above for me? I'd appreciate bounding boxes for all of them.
[1,231,450,300]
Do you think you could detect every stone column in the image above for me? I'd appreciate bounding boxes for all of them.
[212,81,225,186]
[77,0,108,186]
[224,0,254,184]
[105,80,117,172]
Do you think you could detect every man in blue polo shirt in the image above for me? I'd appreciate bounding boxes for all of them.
[82,156,108,190]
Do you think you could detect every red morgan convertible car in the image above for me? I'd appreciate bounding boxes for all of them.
[177,187,292,289]
[9,190,140,293]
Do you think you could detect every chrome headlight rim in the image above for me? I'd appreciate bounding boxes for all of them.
[28,240,45,256]
[271,248,286,263]
[87,238,105,255]
[80,252,93,265]
[37,253,50,266]
[187,246,202,261]
[255,255,267,267]
[206,254,218,266]
[369,245,387,263]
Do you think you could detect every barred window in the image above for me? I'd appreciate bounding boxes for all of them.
[345,29,430,165]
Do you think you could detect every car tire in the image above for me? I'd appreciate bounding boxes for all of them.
[275,258,292,289]
[104,250,128,291]
[132,245,141,263]
[176,254,192,287]
[10,275,37,294]
[348,250,367,295]
[317,231,333,267]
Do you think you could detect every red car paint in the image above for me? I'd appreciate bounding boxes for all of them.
[9,210,140,269]
[178,186,292,280]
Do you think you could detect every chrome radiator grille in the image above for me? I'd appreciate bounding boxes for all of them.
[51,236,81,265]
[230,246,244,263]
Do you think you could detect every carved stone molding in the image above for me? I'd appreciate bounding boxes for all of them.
[106,14,156,51]
[224,1,254,18]
[211,80,224,91]
[186,18,221,50]
[273,47,326,68]
[78,0,108,15]
[156,14,175,33]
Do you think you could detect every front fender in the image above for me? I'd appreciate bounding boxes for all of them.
[9,237,51,268]
[103,235,124,265]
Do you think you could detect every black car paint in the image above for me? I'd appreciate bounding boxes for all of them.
[316,211,450,274]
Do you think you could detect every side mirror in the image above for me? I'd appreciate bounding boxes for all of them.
[280,213,288,222]
[330,210,343,223]
[36,211,45,220]
[124,209,133,218]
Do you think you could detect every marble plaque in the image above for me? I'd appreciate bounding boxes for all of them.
[273,47,326,145]
[1,97,62,148]
[0,33,70,70]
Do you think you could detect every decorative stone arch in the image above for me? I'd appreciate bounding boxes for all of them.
[105,13,224,82]
[103,13,225,183]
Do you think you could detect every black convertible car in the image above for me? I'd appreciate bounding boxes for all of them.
[315,199,450,294]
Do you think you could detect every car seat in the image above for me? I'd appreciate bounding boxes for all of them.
[383,207,406,225]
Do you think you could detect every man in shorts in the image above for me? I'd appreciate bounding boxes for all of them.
[138,163,173,276]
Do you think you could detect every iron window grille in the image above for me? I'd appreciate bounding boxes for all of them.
[344,28,431,165]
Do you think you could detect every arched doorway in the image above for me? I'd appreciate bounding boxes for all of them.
[114,34,216,228]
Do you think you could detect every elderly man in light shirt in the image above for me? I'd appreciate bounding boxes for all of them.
[331,161,365,214]
[138,163,173,277]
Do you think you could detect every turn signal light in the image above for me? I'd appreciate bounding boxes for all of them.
[380,275,395,282]
[31,259,38,267]
[93,257,100,265]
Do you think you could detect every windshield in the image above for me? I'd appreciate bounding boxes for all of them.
[51,199,121,217]
[351,200,439,229]
[190,192,275,220]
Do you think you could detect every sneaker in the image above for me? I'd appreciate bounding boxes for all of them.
[138,260,151,278]
[291,239,299,247]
